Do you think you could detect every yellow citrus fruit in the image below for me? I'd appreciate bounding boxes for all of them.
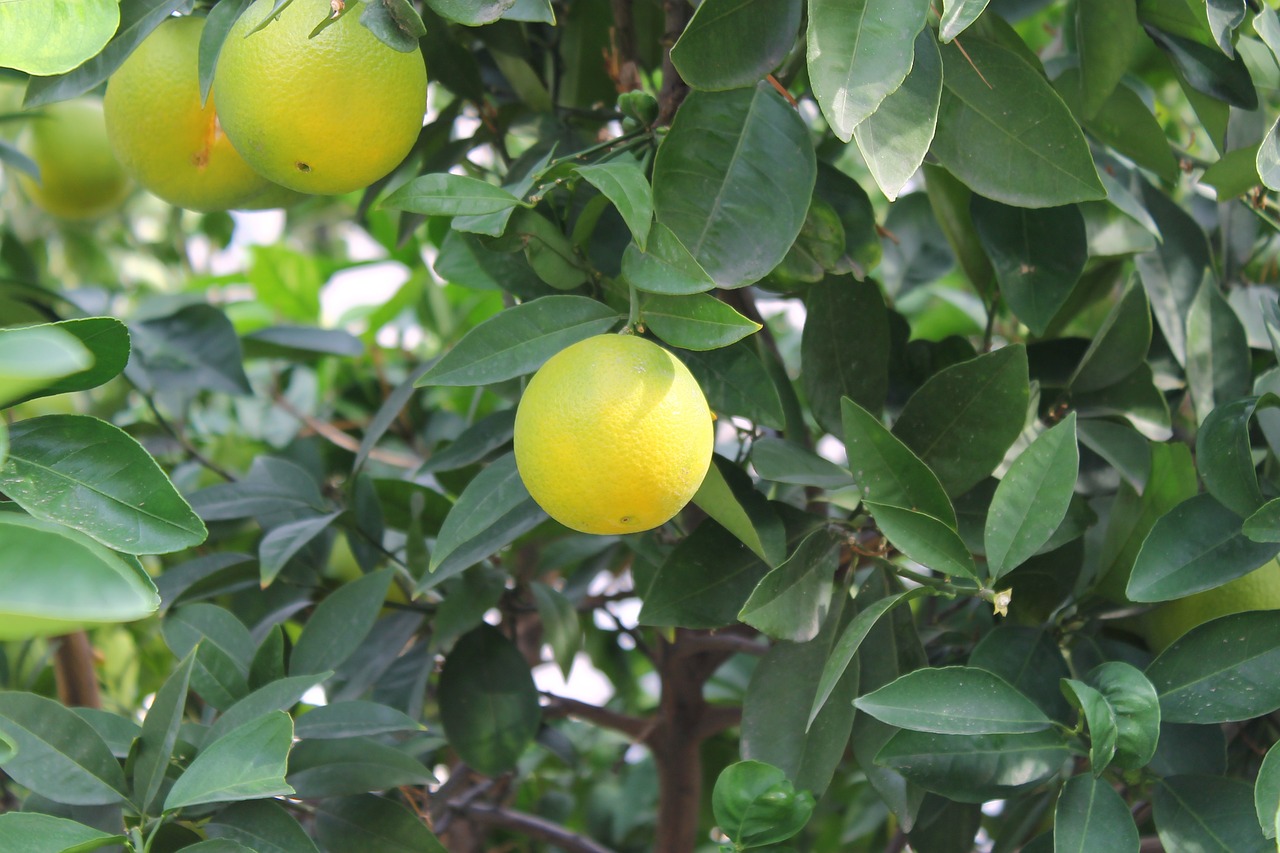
[104,16,288,212]
[214,0,427,195]
[1138,558,1280,652]
[16,97,131,220]
[514,334,714,535]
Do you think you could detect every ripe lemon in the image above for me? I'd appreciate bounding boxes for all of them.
[214,0,427,195]
[15,98,131,220]
[104,16,288,212]
[514,334,714,535]
[1138,558,1280,651]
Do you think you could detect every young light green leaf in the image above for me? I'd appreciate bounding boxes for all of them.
[984,413,1079,581]
[0,323,92,409]
[0,0,119,76]
[855,666,1053,735]
[711,760,816,848]
[416,296,622,387]
[164,711,295,811]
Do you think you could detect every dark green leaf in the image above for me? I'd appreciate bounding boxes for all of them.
[652,83,816,287]
[933,39,1105,207]
[314,795,448,853]
[0,691,129,805]
[807,0,931,140]
[1069,278,1152,392]
[164,711,292,810]
[970,198,1087,336]
[739,528,840,642]
[803,277,890,430]
[416,296,621,387]
[984,413,1079,580]
[639,518,773,628]
[133,650,197,814]
[892,345,1030,497]
[206,673,332,745]
[855,666,1053,734]
[287,737,434,798]
[1076,0,1143,118]
[424,0,516,26]
[6,318,130,404]
[259,511,342,587]
[969,626,1073,723]
[682,343,785,429]
[206,800,321,853]
[1134,180,1211,367]
[1061,678,1119,771]
[438,625,540,775]
[671,0,800,90]
[867,502,980,582]
[1245,499,1280,543]
[692,455,786,565]
[0,415,207,554]
[1197,395,1277,519]
[621,222,717,295]
[382,174,525,216]
[639,291,761,350]
[1147,611,1280,723]
[1186,276,1252,422]
[1144,25,1258,109]
[291,568,395,676]
[190,456,328,522]
[242,325,364,359]
[1054,773,1140,853]
[529,581,581,678]
[1154,776,1270,853]
[1073,363,1172,441]
[576,159,653,249]
[129,304,252,398]
[294,701,423,740]
[751,437,853,489]
[843,397,956,527]
[0,813,124,853]
[875,729,1070,802]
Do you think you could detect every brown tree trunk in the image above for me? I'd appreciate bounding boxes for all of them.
[53,631,100,709]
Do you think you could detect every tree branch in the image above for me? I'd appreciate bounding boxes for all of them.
[609,0,642,92]
[540,693,652,741]
[696,703,742,740]
[454,801,619,853]
[53,631,100,709]
[657,0,691,124]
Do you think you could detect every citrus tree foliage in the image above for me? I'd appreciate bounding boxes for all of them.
[5,0,1280,851]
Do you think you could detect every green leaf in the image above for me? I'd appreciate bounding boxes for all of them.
[971,627,1073,723]
[1061,679,1119,771]
[0,514,160,641]
[1147,611,1280,723]
[1245,499,1280,543]
[164,711,295,811]
[1069,278,1152,392]
[314,795,448,853]
[1258,114,1280,192]
[853,30,942,201]
[671,0,800,90]
[639,291,761,350]
[190,456,329,522]
[940,0,992,41]
[866,502,980,582]
[1197,395,1277,519]
[0,813,124,853]
[416,296,621,386]
[984,413,1080,581]
[0,691,129,805]
[133,649,197,814]
[1186,276,1252,423]
[875,729,1070,803]
[1144,25,1258,109]
[682,343,785,429]
[1073,363,1172,441]
[751,437,853,489]
[1126,493,1280,602]
[1255,741,1280,839]
[529,581,581,678]
[427,453,546,585]
[0,415,207,555]
[5,318,130,405]
[711,760,815,848]
[287,737,435,798]
[258,510,342,587]
[802,277,890,431]
[1089,661,1160,770]
[739,528,840,642]
[842,397,955,527]
[205,673,331,745]
[129,304,252,398]
[741,588,856,797]
[856,666,1053,735]
[892,345,1030,497]
[1154,776,1271,853]
[0,0,119,75]
[1054,773,1140,853]
[807,0,931,140]
[294,700,423,740]
[291,568,395,676]
[242,325,364,360]
[692,455,786,566]
[576,159,653,250]
[0,322,92,408]
[652,82,816,287]
[1076,0,1144,118]
[163,604,254,711]
[206,800,321,853]
[807,588,927,730]
[621,221,717,297]
[382,173,525,216]
[438,625,541,775]
[932,39,1105,207]
[1134,181,1211,367]
[970,198,1087,336]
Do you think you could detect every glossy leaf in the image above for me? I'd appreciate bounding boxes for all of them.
[165,712,295,811]
[671,0,802,90]
[739,528,840,642]
[682,343,785,429]
[855,666,1053,735]
[4,318,130,405]
[1054,773,1140,853]
[1147,611,1280,723]
[970,198,1087,336]
[438,625,540,775]
[577,159,653,249]
[693,456,786,566]
[640,518,775,628]
[853,30,942,201]
[1126,493,1280,602]
[984,413,1079,581]
[314,795,448,853]
[425,0,516,26]
[1197,395,1277,519]
[1144,25,1258,109]
[1153,776,1271,853]
[1061,678,1119,771]
[875,729,1070,803]
[1186,276,1252,423]
[291,569,395,676]
[1089,661,1160,770]
[751,437,853,489]
[940,0,992,41]
[802,277,890,431]
[1256,741,1280,839]
[1244,498,1280,543]
[0,691,129,806]
[621,222,717,296]
[382,174,525,217]
[866,502,980,582]
[416,296,621,387]
[0,813,124,853]
[1135,181,1211,367]
[712,760,815,848]
[932,39,1105,207]
[892,345,1029,497]
[0,514,160,641]
[807,0,931,140]
[842,397,955,527]
[639,291,761,350]
[652,83,816,288]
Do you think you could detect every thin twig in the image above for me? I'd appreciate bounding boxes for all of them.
[143,394,237,482]
[272,391,420,468]
[453,801,620,853]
